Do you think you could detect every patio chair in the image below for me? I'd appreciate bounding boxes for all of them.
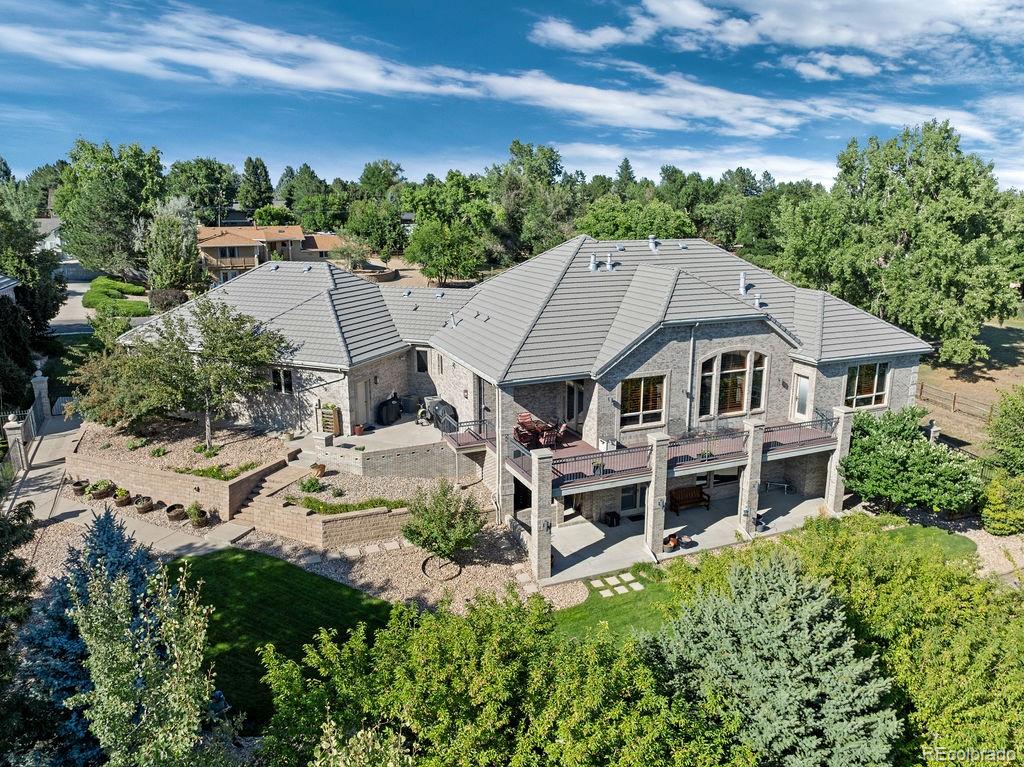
[513,425,537,447]
[516,411,535,428]
[538,429,556,448]
[556,421,569,443]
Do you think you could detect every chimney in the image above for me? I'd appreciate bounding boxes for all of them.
[648,234,657,252]
[589,253,598,272]
[606,253,614,271]
[739,271,747,295]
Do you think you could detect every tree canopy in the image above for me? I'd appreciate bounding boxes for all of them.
[165,157,239,226]
[237,156,274,212]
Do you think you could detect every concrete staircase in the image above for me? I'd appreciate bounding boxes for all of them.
[232,463,311,525]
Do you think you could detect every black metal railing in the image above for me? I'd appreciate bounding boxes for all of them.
[551,445,652,489]
[439,415,495,449]
[667,429,748,469]
[505,434,532,480]
[762,417,838,453]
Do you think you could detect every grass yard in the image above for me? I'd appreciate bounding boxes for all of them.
[553,573,676,640]
[884,524,978,560]
[173,549,391,731]
[41,332,102,402]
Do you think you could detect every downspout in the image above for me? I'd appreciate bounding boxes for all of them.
[685,324,699,433]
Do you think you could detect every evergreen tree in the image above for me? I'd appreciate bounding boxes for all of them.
[237,156,274,212]
[0,501,35,740]
[275,165,296,203]
[0,156,11,183]
[143,197,204,290]
[14,509,156,767]
[613,157,636,199]
[287,163,328,208]
[357,159,404,201]
[648,553,901,767]
[23,160,67,216]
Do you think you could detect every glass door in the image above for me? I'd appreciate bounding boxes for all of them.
[565,380,585,432]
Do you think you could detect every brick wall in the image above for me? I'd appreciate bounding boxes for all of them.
[317,440,480,479]
[64,438,292,517]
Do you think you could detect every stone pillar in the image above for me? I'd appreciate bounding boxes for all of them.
[30,370,48,426]
[494,387,516,521]
[3,414,27,472]
[738,418,765,536]
[644,432,670,558]
[824,406,855,515]
[928,420,941,444]
[528,448,554,580]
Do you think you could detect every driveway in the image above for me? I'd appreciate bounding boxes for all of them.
[50,281,92,336]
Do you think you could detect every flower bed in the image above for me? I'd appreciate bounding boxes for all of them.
[284,495,408,515]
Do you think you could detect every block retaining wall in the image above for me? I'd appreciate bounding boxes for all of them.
[317,440,480,479]
[65,436,298,517]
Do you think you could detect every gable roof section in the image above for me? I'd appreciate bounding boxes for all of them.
[121,262,406,370]
[816,295,932,362]
[380,286,476,344]
[592,264,678,374]
[197,225,305,246]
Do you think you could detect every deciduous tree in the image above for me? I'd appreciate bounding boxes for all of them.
[345,198,406,262]
[358,159,404,201]
[294,192,348,232]
[986,384,1024,476]
[403,218,481,285]
[165,157,239,226]
[576,194,696,240]
[142,196,204,290]
[401,478,483,568]
[253,204,298,226]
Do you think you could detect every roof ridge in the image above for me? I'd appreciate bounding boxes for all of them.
[497,235,587,383]
[325,265,357,366]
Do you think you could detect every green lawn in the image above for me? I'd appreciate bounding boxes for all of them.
[884,524,978,559]
[41,332,102,401]
[173,549,391,731]
[553,574,676,640]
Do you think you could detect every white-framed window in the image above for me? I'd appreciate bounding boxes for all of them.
[620,376,665,427]
[697,351,767,418]
[415,349,429,373]
[620,483,648,511]
[271,368,294,394]
[792,373,810,419]
[219,246,238,259]
[845,362,889,408]
[436,353,444,375]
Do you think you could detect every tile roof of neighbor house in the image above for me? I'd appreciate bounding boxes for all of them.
[301,233,344,251]
[33,217,61,236]
[380,286,478,344]
[0,272,21,293]
[197,225,305,246]
[429,235,932,384]
[121,262,407,370]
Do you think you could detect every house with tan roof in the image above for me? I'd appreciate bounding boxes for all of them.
[126,235,931,582]
[199,225,345,282]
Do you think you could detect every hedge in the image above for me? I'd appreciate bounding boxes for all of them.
[982,473,1024,536]
[91,276,146,295]
[83,277,152,318]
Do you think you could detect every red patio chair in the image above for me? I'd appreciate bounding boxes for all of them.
[539,429,556,448]
[516,411,535,428]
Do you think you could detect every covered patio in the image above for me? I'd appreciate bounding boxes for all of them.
[546,490,824,584]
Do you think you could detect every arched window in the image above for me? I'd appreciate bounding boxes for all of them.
[697,351,766,418]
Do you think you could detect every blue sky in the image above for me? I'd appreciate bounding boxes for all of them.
[3,0,1024,187]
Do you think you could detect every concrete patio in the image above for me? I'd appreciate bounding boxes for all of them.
[291,413,443,456]
[546,490,824,584]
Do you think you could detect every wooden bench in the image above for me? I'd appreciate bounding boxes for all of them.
[669,486,711,515]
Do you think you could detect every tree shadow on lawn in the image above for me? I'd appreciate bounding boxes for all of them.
[943,324,1024,384]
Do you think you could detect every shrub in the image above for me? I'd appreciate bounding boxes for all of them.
[982,473,1024,536]
[192,443,220,458]
[310,723,414,767]
[85,479,112,496]
[331,487,345,498]
[185,502,204,523]
[629,561,665,582]
[83,277,152,318]
[174,462,258,481]
[92,276,146,296]
[401,478,483,562]
[149,446,168,458]
[113,487,129,500]
[149,288,189,312]
[298,476,325,494]
[285,495,406,515]
[125,436,148,451]
[987,385,1024,476]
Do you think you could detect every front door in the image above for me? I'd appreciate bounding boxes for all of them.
[355,379,372,427]
[565,380,585,432]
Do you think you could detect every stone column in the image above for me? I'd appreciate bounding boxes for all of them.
[528,448,554,580]
[644,432,671,558]
[494,387,516,522]
[30,370,48,426]
[3,414,27,472]
[738,418,765,536]
[824,406,855,515]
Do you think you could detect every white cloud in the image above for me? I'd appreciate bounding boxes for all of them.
[528,16,658,51]
[782,52,881,81]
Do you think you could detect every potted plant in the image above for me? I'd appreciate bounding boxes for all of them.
[134,495,154,514]
[113,487,132,507]
[591,460,605,476]
[87,480,114,500]
[71,479,89,496]
[165,503,187,521]
[662,533,680,553]
[309,462,326,478]
[186,502,209,528]
[353,423,365,436]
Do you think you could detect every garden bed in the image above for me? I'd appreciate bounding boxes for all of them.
[280,471,490,510]
[61,485,226,538]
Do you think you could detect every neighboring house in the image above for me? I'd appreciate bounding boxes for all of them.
[124,236,931,580]
[297,232,344,260]
[400,211,415,235]
[34,216,99,281]
[0,272,20,303]
[197,225,306,283]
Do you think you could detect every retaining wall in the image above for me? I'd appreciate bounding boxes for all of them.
[317,440,481,479]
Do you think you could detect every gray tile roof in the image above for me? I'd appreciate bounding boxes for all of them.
[122,262,407,369]
[0,272,20,293]
[429,236,931,383]
[380,286,476,344]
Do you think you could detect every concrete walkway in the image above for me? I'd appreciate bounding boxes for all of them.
[7,417,228,557]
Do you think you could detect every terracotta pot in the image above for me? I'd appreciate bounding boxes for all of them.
[113,493,133,507]
[165,504,187,521]
[309,463,326,478]
[134,496,153,513]
[72,480,89,497]
[353,424,365,436]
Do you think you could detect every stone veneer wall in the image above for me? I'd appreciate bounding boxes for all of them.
[64,437,298,517]
[317,440,481,479]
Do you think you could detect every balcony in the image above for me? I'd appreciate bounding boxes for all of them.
[439,415,495,451]
[762,417,838,458]
[551,444,652,491]
[668,429,748,474]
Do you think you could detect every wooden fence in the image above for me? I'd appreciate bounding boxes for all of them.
[917,382,994,422]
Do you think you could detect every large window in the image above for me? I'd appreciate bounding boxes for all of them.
[271,368,293,394]
[620,376,665,427]
[620,483,648,511]
[697,351,767,418]
[415,349,428,373]
[845,362,889,408]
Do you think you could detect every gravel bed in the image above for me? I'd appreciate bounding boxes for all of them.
[17,519,83,594]
[902,508,1024,577]
[284,472,491,509]
[76,421,287,474]
[60,486,225,539]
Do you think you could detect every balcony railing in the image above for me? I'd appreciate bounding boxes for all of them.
[439,415,495,450]
[762,417,838,454]
[505,435,533,480]
[667,429,748,470]
[551,445,652,489]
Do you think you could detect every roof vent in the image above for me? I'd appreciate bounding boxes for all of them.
[753,293,762,309]
[678,242,688,250]
[589,253,598,272]
[448,310,457,326]
[435,290,444,300]
[606,253,615,271]
[648,234,658,252]
[303,265,312,272]
[403,289,412,297]
[739,271,747,295]
[616,244,625,252]
[270,264,279,271]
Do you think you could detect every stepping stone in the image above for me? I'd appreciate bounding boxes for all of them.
[599,589,614,598]
[363,543,382,555]
[515,571,532,584]
[523,583,539,594]
[605,575,621,585]
[613,584,629,595]
[382,540,400,551]
[296,552,321,567]
[629,581,645,591]
[620,572,635,583]
[342,547,362,558]
[589,579,605,588]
